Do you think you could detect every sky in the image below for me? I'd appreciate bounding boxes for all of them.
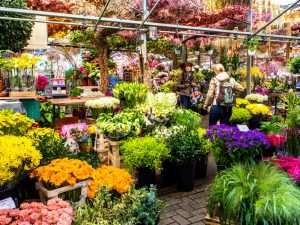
[271,0,298,5]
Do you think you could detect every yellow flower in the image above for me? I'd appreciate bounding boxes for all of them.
[236,98,250,108]
[246,104,270,116]
[0,135,42,188]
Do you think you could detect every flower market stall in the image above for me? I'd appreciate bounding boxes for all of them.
[1,0,300,224]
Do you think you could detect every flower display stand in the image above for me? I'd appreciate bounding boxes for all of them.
[35,180,90,205]
[107,140,122,168]
[94,131,109,164]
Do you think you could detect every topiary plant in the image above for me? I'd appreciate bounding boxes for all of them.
[0,0,34,51]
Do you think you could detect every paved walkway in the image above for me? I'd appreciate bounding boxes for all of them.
[158,178,212,225]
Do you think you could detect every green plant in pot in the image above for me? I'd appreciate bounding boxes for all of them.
[243,39,259,56]
[230,107,252,125]
[170,109,201,131]
[121,136,170,188]
[284,108,300,156]
[166,129,203,192]
[208,162,300,225]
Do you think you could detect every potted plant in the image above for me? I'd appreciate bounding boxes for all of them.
[30,158,94,203]
[85,97,120,120]
[229,107,253,125]
[170,109,201,131]
[166,129,202,192]
[121,136,170,188]
[203,125,269,169]
[195,128,211,179]
[70,128,92,152]
[243,39,259,56]
[0,135,42,205]
[246,103,270,129]
[113,83,148,109]
[208,163,300,225]
[174,46,181,55]
[75,186,164,225]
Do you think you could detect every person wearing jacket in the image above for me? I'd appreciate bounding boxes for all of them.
[203,64,244,126]
[177,62,196,109]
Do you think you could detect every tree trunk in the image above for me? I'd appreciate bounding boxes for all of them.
[94,37,109,93]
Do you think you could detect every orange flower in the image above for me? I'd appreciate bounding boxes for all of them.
[88,165,134,198]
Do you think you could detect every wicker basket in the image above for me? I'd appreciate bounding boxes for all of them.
[9,91,36,97]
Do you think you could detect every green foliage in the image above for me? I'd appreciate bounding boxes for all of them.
[201,68,215,82]
[230,107,252,124]
[289,55,300,74]
[281,91,300,110]
[0,0,33,51]
[166,129,203,164]
[260,115,283,134]
[170,109,201,131]
[243,39,260,51]
[220,53,242,73]
[160,81,177,93]
[286,108,300,128]
[121,136,170,171]
[0,50,14,71]
[108,35,137,51]
[74,186,164,225]
[147,39,177,55]
[113,83,148,109]
[69,28,95,45]
[70,86,83,97]
[39,101,65,127]
[208,163,300,225]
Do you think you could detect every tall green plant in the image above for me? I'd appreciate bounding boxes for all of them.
[121,137,170,171]
[0,0,33,51]
[170,109,201,131]
[208,163,300,225]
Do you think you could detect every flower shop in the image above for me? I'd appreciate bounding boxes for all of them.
[1,0,300,225]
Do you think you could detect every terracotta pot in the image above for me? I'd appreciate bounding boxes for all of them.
[80,79,88,86]
[87,79,94,86]
[0,80,3,92]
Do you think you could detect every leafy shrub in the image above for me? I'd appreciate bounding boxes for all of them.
[208,163,300,225]
[170,109,201,131]
[121,136,170,171]
[75,186,164,225]
[230,107,252,124]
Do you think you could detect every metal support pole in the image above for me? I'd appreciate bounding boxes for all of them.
[137,0,161,31]
[249,0,300,39]
[2,7,300,40]
[93,0,111,31]
[140,0,148,83]
[246,0,253,95]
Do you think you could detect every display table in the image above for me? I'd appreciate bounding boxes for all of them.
[50,97,99,129]
[0,96,40,119]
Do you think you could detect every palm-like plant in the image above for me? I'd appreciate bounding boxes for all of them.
[208,163,300,225]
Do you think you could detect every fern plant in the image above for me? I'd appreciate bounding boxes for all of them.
[208,163,300,225]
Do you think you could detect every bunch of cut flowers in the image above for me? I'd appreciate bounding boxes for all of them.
[0,198,73,225]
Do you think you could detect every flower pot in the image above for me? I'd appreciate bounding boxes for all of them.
[195,156,208,179]
[88,78,94,86]
[0,183,21,207]
[249,115,263,130]
[80,79,88,86]
[78,141,91,152]
[177,163,195,192]
[72,108,86,119]
[137,167,156,188]
[0,80,3,92]
[162,160,177,186]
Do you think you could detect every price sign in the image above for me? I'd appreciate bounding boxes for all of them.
[237,125,250,132]
[0,198,16,210]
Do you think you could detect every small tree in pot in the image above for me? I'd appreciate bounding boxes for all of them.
[166,128,203,192]
[121,137,170,188]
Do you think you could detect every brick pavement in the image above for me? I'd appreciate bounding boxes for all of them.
[158,178,212,225]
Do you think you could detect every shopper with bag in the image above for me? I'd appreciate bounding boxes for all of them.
[177,62,196,109]
[203,64,244,126]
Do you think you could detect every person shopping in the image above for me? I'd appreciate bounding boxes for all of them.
[203,64,244,126]
[177,62,196,109]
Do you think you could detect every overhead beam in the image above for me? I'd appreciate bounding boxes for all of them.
[136,0,161,31]
[249,0,300,39]
[1,7,300,40]
[93,0,111,31]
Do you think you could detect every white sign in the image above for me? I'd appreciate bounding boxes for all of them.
[0,197,16,210]
[237,125,250,132]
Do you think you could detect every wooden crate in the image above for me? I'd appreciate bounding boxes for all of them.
[35,180,90,206]
[204,215,221,225]
[9,91,36,97]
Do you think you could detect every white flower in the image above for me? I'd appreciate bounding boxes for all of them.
[85,97,120,109]
[245,94,268,103]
